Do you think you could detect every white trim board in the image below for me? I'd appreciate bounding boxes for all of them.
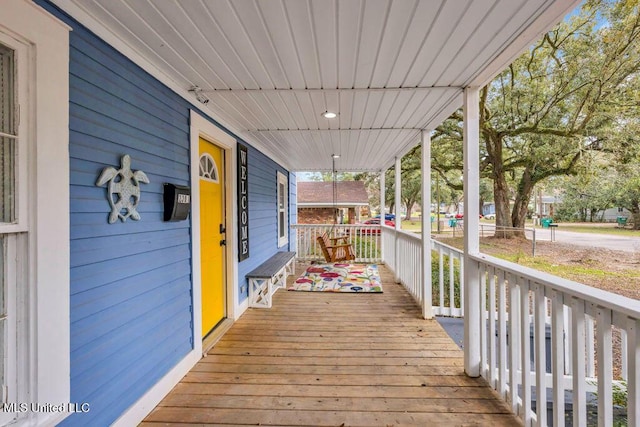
[112,351,200,427]
[1,2,70,425]
[189,110,244,350]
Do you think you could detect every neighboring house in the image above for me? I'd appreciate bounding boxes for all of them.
[484,196,556,220]
[600,207,631,222]
[297,181,369,224]
[533,195,560,217]
[482,202,496,217]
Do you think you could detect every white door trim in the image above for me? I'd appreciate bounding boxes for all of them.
[189,110,240,354]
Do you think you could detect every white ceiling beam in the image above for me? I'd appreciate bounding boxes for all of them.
[201,86,457,94]
[247,127,422,132]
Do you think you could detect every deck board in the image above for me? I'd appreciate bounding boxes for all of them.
[143,262,520,426]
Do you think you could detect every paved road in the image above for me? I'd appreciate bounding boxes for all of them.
[531,227,640,253]
[474,223,640,253]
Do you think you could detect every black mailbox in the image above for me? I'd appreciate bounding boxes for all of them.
[163,183,191,222]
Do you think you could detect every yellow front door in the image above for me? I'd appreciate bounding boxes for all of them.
[199,137,226,337]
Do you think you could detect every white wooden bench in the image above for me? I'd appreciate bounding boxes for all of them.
[247,251,296,308]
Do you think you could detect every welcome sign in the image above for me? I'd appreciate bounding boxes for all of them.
[237,143,250,261]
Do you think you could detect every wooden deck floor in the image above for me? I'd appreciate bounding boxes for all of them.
[143,263,520,426]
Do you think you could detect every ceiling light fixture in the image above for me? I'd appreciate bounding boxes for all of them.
[322,111,337,119]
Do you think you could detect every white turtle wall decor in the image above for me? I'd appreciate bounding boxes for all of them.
[96,154,150,224]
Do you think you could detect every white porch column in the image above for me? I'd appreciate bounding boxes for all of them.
[421,130,433,319]
[394,156,402,282]
[379,169,386,219]
[394,156,402,229]
[463,87,481,377]
[379,169,385,260]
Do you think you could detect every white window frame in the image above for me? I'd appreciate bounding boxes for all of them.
[277,171,288,248]
[0,31,27,234]
[0,32,25,427]
[1,1,70,425]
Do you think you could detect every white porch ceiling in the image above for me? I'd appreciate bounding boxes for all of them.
[52,0,580,172]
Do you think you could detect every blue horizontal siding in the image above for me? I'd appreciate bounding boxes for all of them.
[72,292,191,383]
[69,33,187,115]
[71,292,190,379]
[80,333,192,426]
[236,144,291,302]
[32,1,296,425]
[32,1,196,425]
[71,245,191,296]
[70,213,189,240]
[73,329,192,426]
[68,131,189,188]
[70,229,190,267]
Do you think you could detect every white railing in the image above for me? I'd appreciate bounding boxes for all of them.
[381,226,395,268]
[292,224,382,263]
[296,224,639,425]
[392,228,424,306]
[381,229,464,317]
[471,253,640,427]
[431,240,464,317]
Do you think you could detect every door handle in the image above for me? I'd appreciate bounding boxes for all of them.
[219,224,226,234]
[220,239,226,246]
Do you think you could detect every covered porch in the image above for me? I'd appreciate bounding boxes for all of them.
[143,263,519,426]
[46,1,640,425]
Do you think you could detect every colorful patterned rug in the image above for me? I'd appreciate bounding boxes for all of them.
[290,263,383,292]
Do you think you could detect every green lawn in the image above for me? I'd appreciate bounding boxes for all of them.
[400,219,422,232]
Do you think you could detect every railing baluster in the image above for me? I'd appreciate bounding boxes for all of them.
[596,307,613,427]
[449,252,455,315]
[551,290,565,427]
[534,283,547,427]
[509,274,520,414]
[621,328,628,381]
[520,279,532,425]
[460,255,465,314]
[571,298,587,426]
[628,318,639,426]
[586,316,596,378]
[418,240,423,305]
[498,269,508,399]
[480,264,487,378]
[439,249,444,314]
[564,306,572,375]
[488,266,497,389]
[417,240,422,305]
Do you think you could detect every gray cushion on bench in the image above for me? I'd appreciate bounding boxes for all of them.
[246,251,296,279]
